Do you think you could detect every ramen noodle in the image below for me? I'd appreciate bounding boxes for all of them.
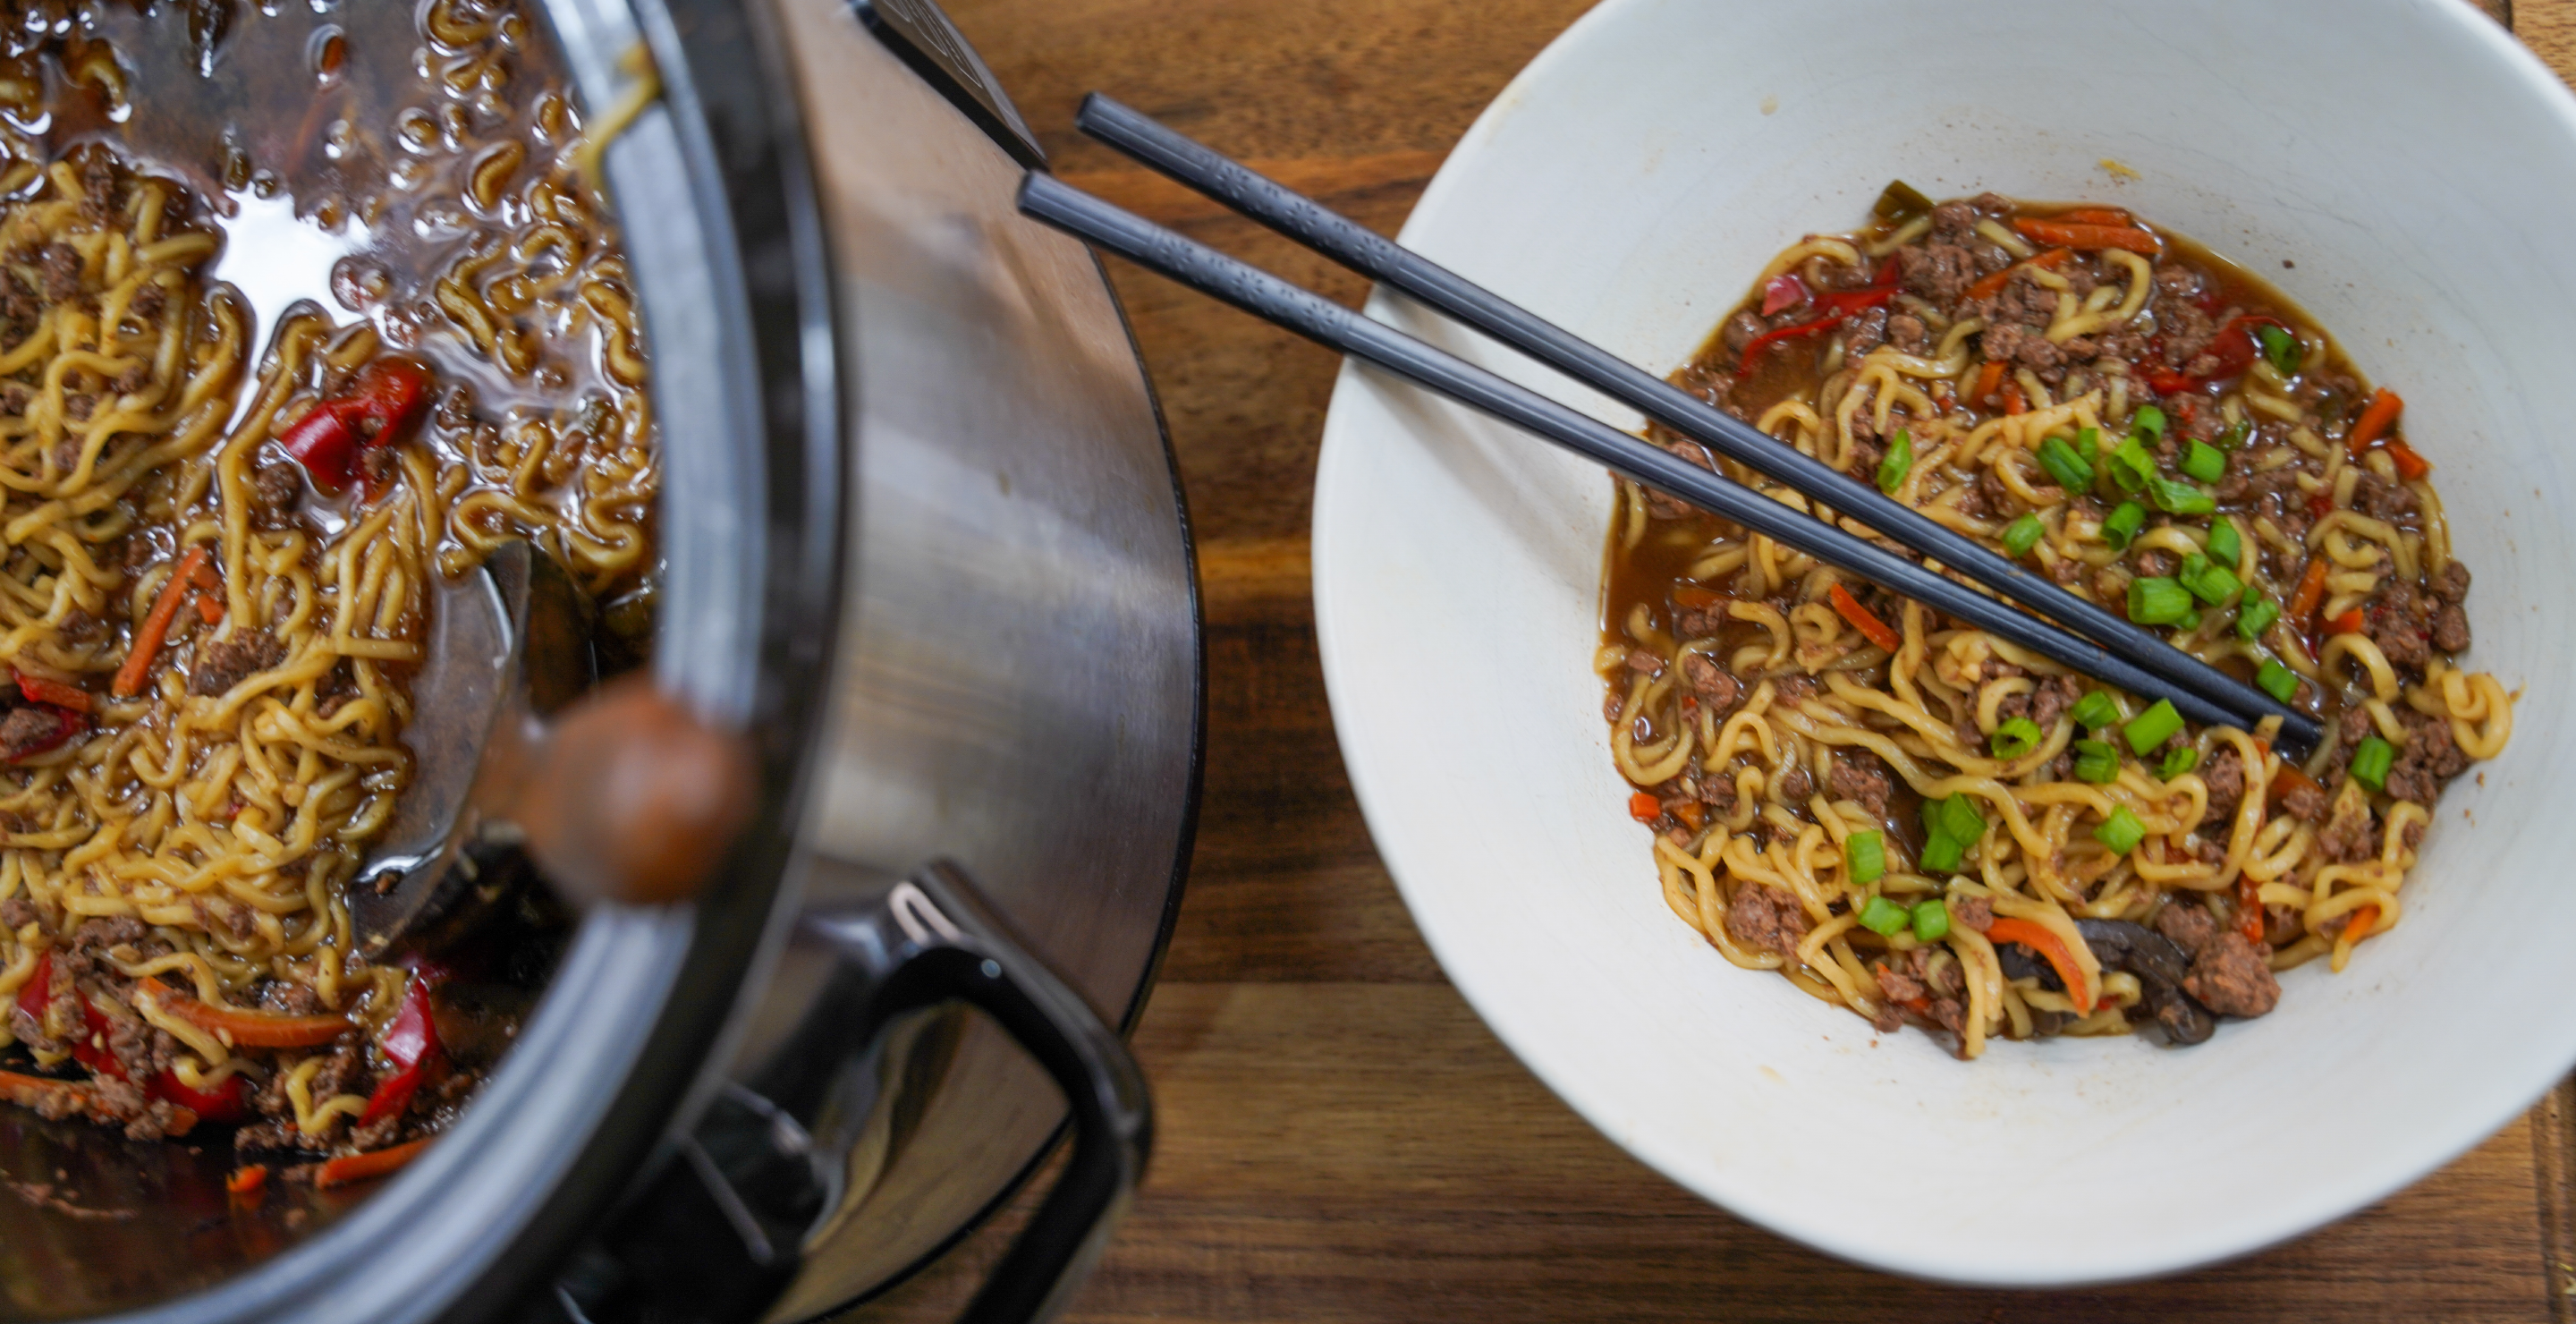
[0,0,656,1175]
[1600,185,2509,1057]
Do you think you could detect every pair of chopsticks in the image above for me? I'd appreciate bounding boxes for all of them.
[1018,94,2324,760]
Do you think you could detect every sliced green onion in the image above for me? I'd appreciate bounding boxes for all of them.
[1877,428,1914,494]
[2148,474,2216,515]
[1874,180,1935,224]
[2128,576,2191,625]
[2255,323,2302,376]
[2108,435,2156,493]
[2256,658,2300,704]
[2123,698,2184,756]
[1859,895,1911,936]
[1991,717,2043,760]
[2237,592,2280,641]
[2160,745,2201,779]
[2131,405,2166,439]
[2101,501,2146,550]
[2180,555,2241,605]
[2073,739,2123,784]
[1917,831,1964,874]
[2038,435,2093,492]
[2350,735,2395,793]
[2207,515,2242,570]
[2216,420,2252,450]
[2071,691,2122,730]
[2094,804,2148,854]
[2180,608,2203,632]
[1911,898,1951,942]
[2182,439,2227,483]
[1845,829,1885,886]
[2001,512,2046,557]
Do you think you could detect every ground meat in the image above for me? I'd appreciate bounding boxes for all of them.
[2200,745,2246,822]
[1930,201,1976,240]
[1952,894,1993,933]
[1775,763,1813,802]
[1897,242,1976,304]
[2280,777,2327,823]
[1876,960,1924,1006]
[0,894,37,933]
[1726,882,1809,957]
[310,1045,372,1104]
[2316,799,2377,862]
[2351,470,2420,524]
[1843,306,1888,358]
[2382,708,2471,806]
[36,243,80,301]
[1680,653,1741,712]
[1981,322,2029,364]
[1827,752,1894,820]
[2155,901,2219,955]
[0,705,64,762]
[250,463,301,519]
[1886,311,1929,356]
[2182,931,2280,1018]
[1720,310,1766,354]
[70,915,145,954]
[2362,580,2433,669]
[259,980,326,1016]
[2432,603,2470,654]
[2134,548,2176,578]
[130,281,165,322]
[2433,560,2470,604]
[2160,301,2219,369]
[191,630,286,697]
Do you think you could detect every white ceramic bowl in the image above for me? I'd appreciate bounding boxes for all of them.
[1313,0,2575,1286]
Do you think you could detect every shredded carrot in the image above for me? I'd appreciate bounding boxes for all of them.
[2051,208,2133,226]
[2385,438,2431,480]
[141,978,348,1048]
[2342,904,2379,948]
[226,1165,268,1195]
[0,1069,195,1135]
[1628,791,1660,823]
[1984,917,2096,1014]
[192,594,223,625]
[1670,585,1724,610]
[2001,384,2027,416]
[2012,217,2162,255]
[1968,360,2006,404]
[2286,557,2331,625]
[13,669,89,714]
[315,1138,430,1189]
[2323,608,2365,638]
[1828,583,1902,653]
[2237,877,2267,946]
[187,560,222,593]
[113,545,208,698]
[1672,800,1704,831]
[2268,762,2323,807]
[2346,386,2403,454]
[1962,247,2070,302]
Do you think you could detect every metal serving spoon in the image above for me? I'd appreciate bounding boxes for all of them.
[349,540,753,953]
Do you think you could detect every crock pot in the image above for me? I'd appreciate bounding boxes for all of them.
[0,0,1202,1319]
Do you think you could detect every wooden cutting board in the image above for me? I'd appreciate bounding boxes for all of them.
[853,1,2576,1319]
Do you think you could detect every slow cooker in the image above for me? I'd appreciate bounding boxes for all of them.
[0,0,1202,1319]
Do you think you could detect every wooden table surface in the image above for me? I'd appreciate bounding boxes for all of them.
[854,2,2576,1320]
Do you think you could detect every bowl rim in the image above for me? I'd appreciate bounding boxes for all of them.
[1312,0,2576,1285]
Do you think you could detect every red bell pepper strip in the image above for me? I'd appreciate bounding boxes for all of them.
[275,359,436,496]
[1984,916,2097,1014]
[2012,218,2162,255]
[152,1066,248,1124]
[359,972,443,1127]
[315,1137,430,1189]
[2384,439,2431,480]
[1628,791,1661,823]
[226,1164,267,1196]
[2236,877,2267,946]
[140,977,349,1048]
[13,669,89,714]
[276,403,360,494]
[2346,387,2403,455]
[1735,310,1845,377]
[2286,558,2331,630]
[1828,583,1902,653]
[13,950,47,1019]
[1761,273,1809,316]
[1968,361,2006,406]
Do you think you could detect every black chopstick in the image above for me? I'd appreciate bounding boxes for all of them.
[1069,94,2323,760]
[1018,173,2283,742]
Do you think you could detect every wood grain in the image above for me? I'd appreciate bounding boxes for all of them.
[843,0,2572,1320]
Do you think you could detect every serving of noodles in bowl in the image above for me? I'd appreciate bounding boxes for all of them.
[1313,0,2570,1284]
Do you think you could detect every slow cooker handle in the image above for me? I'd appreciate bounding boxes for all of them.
[557,861,1149,1324]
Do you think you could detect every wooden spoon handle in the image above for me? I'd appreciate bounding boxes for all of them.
[517,675,758,906]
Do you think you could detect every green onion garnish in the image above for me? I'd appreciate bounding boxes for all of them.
[2207,515,2242,570]
[1991,717,2043,760]
[2001,512,2046,557]
[1931,794,1986,845]
[2238,592,2280,641]
[1911,898,1951,942]
[2216,420,2252,449]
[2255,324,2302,376]
[2131,405,2167,439]
[1846,829,1885,885]
[1877,429,1913,494]
[2071,691,2122,730]
[2073,739,2123,784]
[1859,895,1911,936]
[2160,745,2200,779]
[2181,555,2241,606]
[2102,501,2146,550]
[2124,698,2184,755]
[2109,435,2156,493]
[2038,435,2093,493]
[2182,439,2226,484]
[2350,735,2394,793]
[2094,804,2148,854]
[1918,832,1963,874]
[2256,658,2300,704]
[2128,576,2191,625]
[2148,474,2216,516]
